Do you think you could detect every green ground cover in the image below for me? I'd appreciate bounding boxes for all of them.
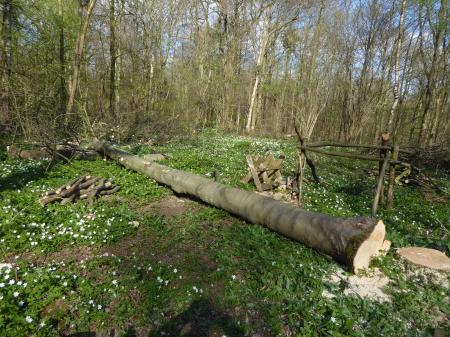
[0,131,449,336]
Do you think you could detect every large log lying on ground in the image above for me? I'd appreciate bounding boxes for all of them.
[91,141,390,272]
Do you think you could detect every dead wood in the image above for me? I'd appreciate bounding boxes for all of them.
[91,140,391,273]
[387,145,400,209]
[39,176,119,206]
[142,154,171,162]
[79,176,100,189]
[242,153,284,191]
[99,185,121,196]
[59,176,87,197]
[7,144,100,161]
[60,192,78,205]
[372,150,391,217]
[39,194,63,207]
[399,144,450,170]
[294,123,320,184]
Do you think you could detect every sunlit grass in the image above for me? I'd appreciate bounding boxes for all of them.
[0,131,448,336]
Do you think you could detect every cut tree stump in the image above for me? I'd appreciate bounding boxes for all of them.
[397,247,450,272]
[91,140,391,273]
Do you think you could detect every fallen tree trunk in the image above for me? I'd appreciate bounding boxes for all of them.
[7,144,100,161]
[91,140,390,273]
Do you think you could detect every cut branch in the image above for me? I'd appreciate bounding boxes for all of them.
[39,175,119,206]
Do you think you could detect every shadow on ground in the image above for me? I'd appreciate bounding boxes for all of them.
[0,160,48,192]
[65,299,247,337]
[149,299,247,337]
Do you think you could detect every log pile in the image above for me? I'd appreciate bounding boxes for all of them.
[39,175,120,207]
[241,153,284,191]
[399,144,450,171]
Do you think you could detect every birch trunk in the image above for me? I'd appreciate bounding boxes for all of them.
[246,12,270,132]
[385,0,406,135]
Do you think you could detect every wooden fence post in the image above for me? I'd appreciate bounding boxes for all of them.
[372,149,391,217]
[387,144,400,209]
[378,133,390,205]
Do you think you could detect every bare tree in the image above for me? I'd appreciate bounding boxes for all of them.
[65,0,97,127]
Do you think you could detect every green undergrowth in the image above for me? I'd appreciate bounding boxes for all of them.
[0,131,449,336]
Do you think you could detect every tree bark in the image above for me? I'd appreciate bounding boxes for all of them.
[109,0,121,118]
[246,8,271,132]
[109,0,116,118]
[91,141,389,273]
[58,0,67,118]
[385,0,406,135]
[0,0,13,126]
[417,0,447,146]
[386,145,399,209]
[372,149,391,217]
[65,0,97,126]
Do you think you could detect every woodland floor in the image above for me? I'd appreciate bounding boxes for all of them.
[0,130,449,337]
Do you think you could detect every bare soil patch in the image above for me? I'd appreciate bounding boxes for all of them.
[153,196,190,217]
[101,226,156,258]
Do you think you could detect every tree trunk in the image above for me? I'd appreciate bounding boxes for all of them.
[58,0,67,118]
[246,10,270,132]
[386,145,399,209]
[109,0,116,118]
[65,0,97,126]
[0,0,13,126]
[417,0,447,147]
[385,0,406,135]
[91,141,389,273]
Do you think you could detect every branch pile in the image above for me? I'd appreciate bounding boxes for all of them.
[39,176,120,207]
[399,144,450,171]
[7,143,100,161]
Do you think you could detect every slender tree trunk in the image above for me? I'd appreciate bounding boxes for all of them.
[385,0,405,135]
[0,0,12,126]
[109,0,116,118]
[65,0,97,127]
[418,0,447,146]
[246,11,270,132]
[58,0,67,118]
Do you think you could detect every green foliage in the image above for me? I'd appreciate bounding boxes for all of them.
[0,132,448,336]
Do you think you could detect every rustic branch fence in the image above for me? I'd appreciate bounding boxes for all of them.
[292,129,437,217]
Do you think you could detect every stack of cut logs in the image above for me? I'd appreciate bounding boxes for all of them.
[39,175,120,207]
